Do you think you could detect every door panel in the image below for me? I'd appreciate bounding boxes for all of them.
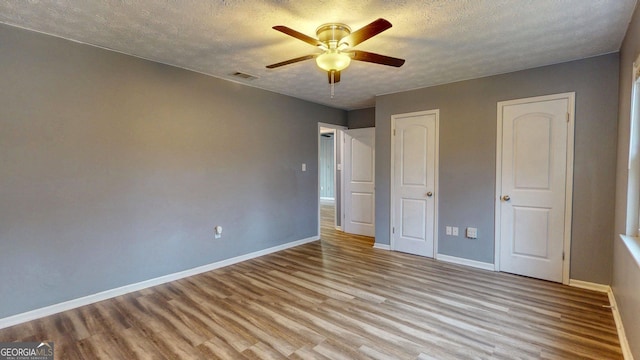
[351,192,374,224]
[512,206,550,258]
[351,139,374,182]
[402,127,427,185]
[498,95,572,283]
[344,128,375,237]
[401,199,426,239]
[514,115,552,189]
[392,111,438,257]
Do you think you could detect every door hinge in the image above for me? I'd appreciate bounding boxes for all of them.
[566,113,570,122]
[393,129,396,136]
[392,227,395,234]
[562,252,565,261]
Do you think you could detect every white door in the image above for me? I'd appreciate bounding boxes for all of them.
[391,111,438,257]
[344,128,375,237]
[496,93,574,283]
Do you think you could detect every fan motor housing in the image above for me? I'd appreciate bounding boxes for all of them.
[316,23,351,45]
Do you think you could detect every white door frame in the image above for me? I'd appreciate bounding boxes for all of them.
[494,92,575,284]
[390,110,440,255]
[318,122,347,236]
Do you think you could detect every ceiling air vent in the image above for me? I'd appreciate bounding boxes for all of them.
[231,71,259,81]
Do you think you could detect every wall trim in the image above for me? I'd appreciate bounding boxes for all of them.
[568,280,634,360]
[608,287,635,360]
[0,235,319,330]
[620,235,640,268]
[568,279,610,293]
[373,243,391,250]
[436,253,495,271]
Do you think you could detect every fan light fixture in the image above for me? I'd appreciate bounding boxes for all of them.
[316,51,351,72]
[267,19,405,98]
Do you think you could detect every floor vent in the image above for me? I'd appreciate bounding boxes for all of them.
[231,71,259,81]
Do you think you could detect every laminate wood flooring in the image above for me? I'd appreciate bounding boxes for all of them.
[0,203,622,359]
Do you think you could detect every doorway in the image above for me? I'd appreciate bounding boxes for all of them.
[495,92,575,284]
[318,123,346,236]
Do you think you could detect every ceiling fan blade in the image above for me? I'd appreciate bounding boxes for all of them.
[340,18,392,47]
[266,54,316,69]
[273,25,324,47]
[328,70,341,84]
[351,50,405,67]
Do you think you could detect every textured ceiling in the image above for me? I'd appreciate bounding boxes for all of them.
[0,0,636,110]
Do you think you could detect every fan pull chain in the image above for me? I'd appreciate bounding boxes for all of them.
[330,71,335,98]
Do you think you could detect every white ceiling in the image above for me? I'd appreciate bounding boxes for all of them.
[0,0,636,110]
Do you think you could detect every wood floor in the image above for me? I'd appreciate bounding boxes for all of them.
[0,203,622,359]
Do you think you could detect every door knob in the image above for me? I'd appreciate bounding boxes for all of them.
[502,195,511,201]
[426,192,433,197]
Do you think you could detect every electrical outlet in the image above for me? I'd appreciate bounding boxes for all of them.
[452,227,459,236]
[466,227,478,239]
[214,225,223,239]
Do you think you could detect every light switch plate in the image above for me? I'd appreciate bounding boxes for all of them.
[302,163,306,171]
[446,226,452,235]
[452,227,459,236]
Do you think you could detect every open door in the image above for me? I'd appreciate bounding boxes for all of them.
[343,128,375,237]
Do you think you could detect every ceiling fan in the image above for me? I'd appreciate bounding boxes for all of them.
[266,18,405,85]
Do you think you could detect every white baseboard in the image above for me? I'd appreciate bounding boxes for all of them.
[568,279,610,293]
[373,243,391,250]
[335,226,342,231]
[0,235,319,330]
[608,287,634,360]
[436,254,495,271]
[568,280,633,360]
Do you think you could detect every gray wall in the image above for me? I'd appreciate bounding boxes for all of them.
[0,23,346,319]
[613,2,640,357]
[347,107,375,129]
[375,54,619,284]
[320,135,335,198]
